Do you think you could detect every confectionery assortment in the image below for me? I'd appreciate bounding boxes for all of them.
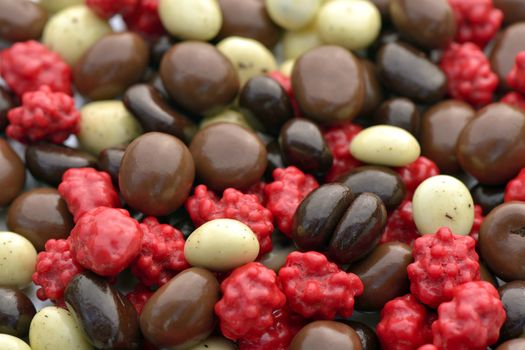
[2,0,525,349]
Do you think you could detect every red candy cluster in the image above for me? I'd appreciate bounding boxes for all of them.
[86,0,138,19]
[407,227,480,308]
[277,251,363,320]
[185,185,274,255]
[469,204,484,242]
[501,91,525,111]
[322,122,363,182]
[123,0,165,38]
[264,167,318,237]
[7,85,80,144]
[0,41,72,96]
[131,217,188,287]
[505,167,525,202]
[440,42,499,107]
[380,200,421,245]
[507,51,525,95]
[126,284,154,315]
[395,157,440,199]
[58,168,121,222]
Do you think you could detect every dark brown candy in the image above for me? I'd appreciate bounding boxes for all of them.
[498,281,525,343]
[0,287,36,337]
[349,242,412,311]
[0,87,14,131]
[373,98,420,136]
[339,166,406,210]
[479,262,498,288]
[290,321,362,350]
[265,140,286,179]
[420,100,475,174]
[490,23,525,89]
[239,76,293,135]
[65,272,141,349]
[479,202,525,281]
[389,0,456,49]
[457,103,525,185]
[25,142,97,186]
[344,321,380,350]
[217,0,280,47]
[119,132,195,216]
[190,123,267,192]
[7,188,73,251]
[292,45,364,124]
[74,32,150,100]
[494,0,525,25]
[97,146,126,185]
[0,0,47,42]
[160,42,239,114]
[471,184,505,215]
[376,42,447,103]
[150,35,176,68]
[360,59,384,118]
[279,119,332,175]
[140,268,219,349]
[496,339,525,350]
[0,138,25,207]
[328,193,386,264]
[123,84,197,144]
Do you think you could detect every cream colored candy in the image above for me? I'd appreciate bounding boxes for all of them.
[79,100,143,155]
[42,5,112,65]
[185,219,260,272]
[283,24,323,60]
[266,0,322,30]
[39,0,83,14]
[217,36,277,86]
[0,231,36,288]
[159,0,222,41]
[318,0,381,50]
[29,307,91,350]
[413,175,474,236]
[350,125,420,167]
[0,334,32,350]
[200,109,251,130]
[280,59,295,76]
[188,337,237,350]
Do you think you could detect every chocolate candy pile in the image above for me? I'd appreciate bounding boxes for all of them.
[2,0,525,349]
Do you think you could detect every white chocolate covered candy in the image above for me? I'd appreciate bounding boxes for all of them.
[0,231,37,288]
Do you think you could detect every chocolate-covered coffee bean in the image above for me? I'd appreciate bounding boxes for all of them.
[490,23,525,89]
[25,142,97,186]
[360,60,384,118]
[374,98,420,136]
[0,0,48,42]
[471,184,505,215]
[0,287,36,337]
[265,140,286,179]
[0,87,14,131]
[290,321,362,350]
[498,281,525,343]
[97,146,126,185]
[344,321,380,350]
[0,139,25,207]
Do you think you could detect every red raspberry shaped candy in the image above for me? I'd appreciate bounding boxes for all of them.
[7,85,80,144]
[507,51,525,95]
[69,207,143,276]
[504,167,525,202]
[185,185,274,255]
[469,205,484,242]
[501,92,525,111]
[376,294,435,350]
[58,168,121,222]
[264,167,318,237]
[215,262,287,340]
[380,200,421,245]
[322,122,363,182]
[0,41,72,96]
[131,217,189,287]
[395,157,440,199]
[126,283,154,315]
[448,0,503,48]
[123,0,165,38]
[278,251,363,319]
[432,281,506,350]
[440,42,498,107]
[86,0,138,19]
[407,227,480,308]
[32,239,85,302]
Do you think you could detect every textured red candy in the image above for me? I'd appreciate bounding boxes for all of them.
[0,41,72,96]
[238,307,305,350]
[504,167,525,202]
[395,157,440,199]
[58,168,121,222]
[448,0,503,48]
[376,294,435,350]
[277,251,363,319]
[322,122,363,182]
[131,216,188,287]
[440,42,499,107]
[215,262,287,340]
[32,239,85,302]
[123,0,165,38]
[417,346,438,350]
[267,71,300,118]
[507,51,525,95]
[432,281,506,350]
[407,227,480,308]
[126,283,154,315]
[501,91,525,111]
[7,85,80,144]
[469,205,484,242]
[380,200,421,245]
[86,0,138,19]
[185,185,274,255]
[264,167,318,237]
[69,207,143,276]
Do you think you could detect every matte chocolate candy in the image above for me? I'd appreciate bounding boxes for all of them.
[498,281,525,343]
[97,146,126,185]
[494,0,525,25]
[0,287,36,337]
[190,123,267,192]
[0,138,25,207]
[7,188,73,251]
[490,23,525,89]
[373,97,420,136]
[290,321,362,350]
[119,132,195,216]
[160,42,239,114]
[0,87,14,131]
[457,103,525,185]
[0,0,47,42]
[344,321,380,350]
[292,45,364,124]
[360,59,384,118]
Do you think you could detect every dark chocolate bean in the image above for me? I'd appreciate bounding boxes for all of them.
[471,184,505,215]
[97,146,126,185]
[0,138,25,207]
[0,0,47,42]
[374,97,420,136]
[360,59,384,118]
[490,23,525,89]
[344,321,380,350]
[0,287,35,337]
[0,87,14,131]
[498,281,525,343]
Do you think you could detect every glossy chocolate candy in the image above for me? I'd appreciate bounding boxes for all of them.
[360,59,384,118]
[490,23,525,89]
[471,184,505,215]
[373,97,420,136]
[0,0,47,42]
[0,138,25,207]
[290,321,362,350]
[0,287,36,337]
[97,146,126,185]
[344,321,379,350]
[498,281,525,343]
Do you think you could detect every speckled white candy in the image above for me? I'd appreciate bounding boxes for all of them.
[29,307,91,350]
[159,0,222,41]
[412,175,474,236]
[283,23,323,60]
[0,231,37,288]
[349,125,420,167]
[185,219,260,272]
[317,0,381,50]
[266,0,322,30]
[0,334,32,350]
[39,0,83,14]
[188,336,237,350]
